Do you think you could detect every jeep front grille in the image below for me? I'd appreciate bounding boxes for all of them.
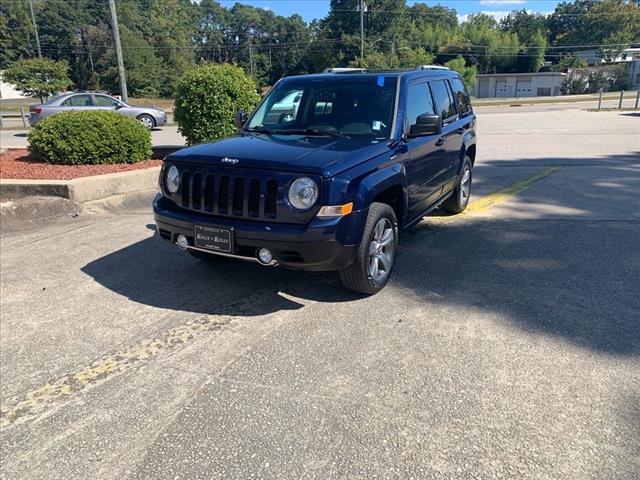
[180,171,278,220]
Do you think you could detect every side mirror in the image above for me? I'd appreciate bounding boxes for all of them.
[408,114,442,137]
[235,111,248,129]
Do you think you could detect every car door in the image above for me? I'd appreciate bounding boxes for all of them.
[448,77,475,191]
[60,94,94,111]
[402,81,448,221]
[93,94,120,111]
[428,79,463,193]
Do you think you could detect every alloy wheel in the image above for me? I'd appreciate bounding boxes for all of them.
[367,218,395,283]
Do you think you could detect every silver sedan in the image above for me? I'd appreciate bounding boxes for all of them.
[29,92,167,129]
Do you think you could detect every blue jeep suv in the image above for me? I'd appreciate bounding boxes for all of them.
[153,66,476,294]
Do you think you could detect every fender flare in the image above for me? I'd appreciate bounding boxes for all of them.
[354,163,408,219]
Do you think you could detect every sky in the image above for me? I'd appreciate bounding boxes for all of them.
[215,0,563,23]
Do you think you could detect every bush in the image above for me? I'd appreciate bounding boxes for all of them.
[174,63,260,145]
[561,64,629,95]
[28,111,152,165]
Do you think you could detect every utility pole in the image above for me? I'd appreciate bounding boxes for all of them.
[389,35,395,68]
[108,0,128,102]
[29,0,42,58]
[248,34,254,76]
[359,0,366,63]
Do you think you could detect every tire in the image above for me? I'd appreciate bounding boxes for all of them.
[137,114,155,130]
[188,249,219,262]
[339,202,398,295]
[442,155,472,214]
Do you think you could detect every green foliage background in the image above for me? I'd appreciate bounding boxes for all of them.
[174,64,260,145]
[3,58,71,102]
[28,110,152,165]
[1,0,638,96]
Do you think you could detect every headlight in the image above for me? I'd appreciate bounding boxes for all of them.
[288,177,318,210]
[165,165,180,194]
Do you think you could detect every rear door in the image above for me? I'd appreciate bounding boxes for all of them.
[60,94,94,111]
[428,79,462,192]
[402,81,447,220]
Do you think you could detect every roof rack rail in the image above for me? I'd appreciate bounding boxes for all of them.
[323,67,368,73]
[415,65,450,70]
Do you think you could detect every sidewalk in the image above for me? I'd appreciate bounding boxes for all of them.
[1,126,186,150]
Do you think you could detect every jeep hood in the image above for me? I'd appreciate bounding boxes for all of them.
[165,133,391,177]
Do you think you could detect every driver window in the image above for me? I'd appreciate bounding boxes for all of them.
[405,83,435,131]
[95,95,119,107]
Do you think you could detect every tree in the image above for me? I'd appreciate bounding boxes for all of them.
[4,58,72,102]
[445,56,477,89]
[0,0,36,68]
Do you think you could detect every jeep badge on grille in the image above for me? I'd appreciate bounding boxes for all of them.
[221,157,239,165]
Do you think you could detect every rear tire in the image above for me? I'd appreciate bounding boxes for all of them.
[188,249,219,262]
[339,202,398,295]
[442,155,472,214]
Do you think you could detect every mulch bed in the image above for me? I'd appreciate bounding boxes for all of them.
[0,148,179,181]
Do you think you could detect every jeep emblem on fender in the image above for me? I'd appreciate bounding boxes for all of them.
[221,157,239,165]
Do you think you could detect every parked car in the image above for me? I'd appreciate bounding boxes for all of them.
[29,92,167,129]
[153,66,476,294]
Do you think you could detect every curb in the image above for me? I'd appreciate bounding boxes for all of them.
[0,166,161,203]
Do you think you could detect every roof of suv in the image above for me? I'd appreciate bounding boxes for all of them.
[287,68,461,82]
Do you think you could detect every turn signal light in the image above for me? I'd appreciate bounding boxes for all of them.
[317,202,353,218]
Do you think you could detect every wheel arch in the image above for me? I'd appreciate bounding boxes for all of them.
[354,164,408,226]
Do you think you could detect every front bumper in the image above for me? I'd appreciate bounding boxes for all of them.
[155,113,167,127]
[152,194,366,271]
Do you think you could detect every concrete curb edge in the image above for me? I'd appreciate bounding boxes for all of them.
[0,166,161,203]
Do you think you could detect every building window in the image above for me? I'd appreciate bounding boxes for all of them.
[537,87,551,96]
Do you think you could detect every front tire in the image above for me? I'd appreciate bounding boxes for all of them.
[442,155,472,214]
[137,114,155,130]
[339,202,398,295]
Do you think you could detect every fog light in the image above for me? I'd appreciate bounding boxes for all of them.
[176,234,189,251]
[257,248,273,264]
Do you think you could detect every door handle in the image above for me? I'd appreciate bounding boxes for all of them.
[435,137,445,146]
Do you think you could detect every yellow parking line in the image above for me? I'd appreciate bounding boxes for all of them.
[435,166,561,221]
[0,314,233,429]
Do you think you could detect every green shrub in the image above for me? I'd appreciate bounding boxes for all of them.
[28,110,152,165]
[174,63,260,145]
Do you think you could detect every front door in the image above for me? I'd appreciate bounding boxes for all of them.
[402,81,447,221]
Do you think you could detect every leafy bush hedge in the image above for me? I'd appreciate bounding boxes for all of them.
[174,63,260,145]
[28,110,152,165]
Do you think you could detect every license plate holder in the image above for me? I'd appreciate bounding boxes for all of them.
[193,225,233,253]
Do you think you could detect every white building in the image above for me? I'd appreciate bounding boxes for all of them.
[0,70,31,99]
[629,60,640,89]
[473,72,567,98]
[577,47,640,65]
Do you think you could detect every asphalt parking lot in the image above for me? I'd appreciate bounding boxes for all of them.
[1,108,639,479]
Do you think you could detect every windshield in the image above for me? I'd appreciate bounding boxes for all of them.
[246,76,398,139]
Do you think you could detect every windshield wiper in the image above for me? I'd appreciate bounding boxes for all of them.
[280,128,350,139]
[245,126,276,135]
[246,127,350,139]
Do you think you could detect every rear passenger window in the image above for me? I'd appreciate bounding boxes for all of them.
[63,94,92,107]
[405,83,435,130]
[450,78,472,115]
[429,80,457,122]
